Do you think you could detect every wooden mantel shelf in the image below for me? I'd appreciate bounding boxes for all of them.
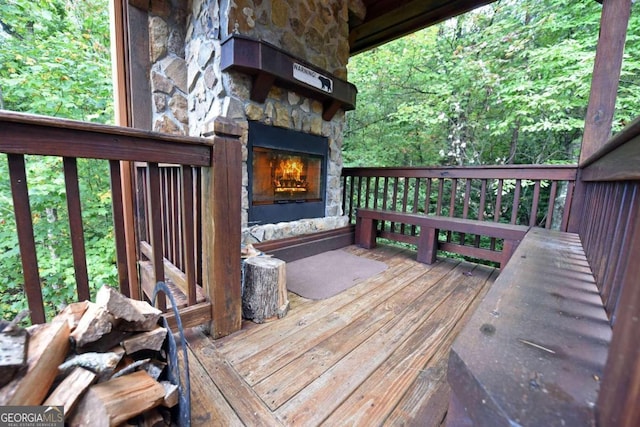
[221,35,357,121]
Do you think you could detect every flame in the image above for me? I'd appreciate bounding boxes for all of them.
[279,158,303,181]
[273,156,307,192]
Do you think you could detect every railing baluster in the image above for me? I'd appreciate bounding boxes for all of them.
[436,179,444,216]
[390,177,399,232]
[447,178,457,242]
[529,180,541,227]
[510,179,521,224]
[341,175,348,217]
[411,178,421,235]
[373,176,380,210]
[400,177,410,235]
[425,178,432,215]
[491,179,504,251]
[476,179,487,247]
[146,162,167,311]
[109,160,131,297]
[382,177,389,232]
[545,180,558,229]
[561,181,575,232]
[63,157,90,302]
[181,166,197,305]
[348,175,355,222]
[460,179,471,244]
[7,154,46,324]
[356,175,363,211]
[365,176,371,208]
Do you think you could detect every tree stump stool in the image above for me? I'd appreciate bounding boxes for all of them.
[242,257,289,323]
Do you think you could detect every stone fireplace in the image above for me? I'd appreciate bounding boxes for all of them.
[143,0,356,245]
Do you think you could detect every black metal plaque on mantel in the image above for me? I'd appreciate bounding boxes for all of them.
[220,35,357,121]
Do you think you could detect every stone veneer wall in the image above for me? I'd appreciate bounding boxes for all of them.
[147,0,351,244]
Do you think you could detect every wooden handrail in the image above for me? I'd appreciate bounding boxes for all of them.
[0,111,216,324]
[342,165,578,235]
[0,111,211,165]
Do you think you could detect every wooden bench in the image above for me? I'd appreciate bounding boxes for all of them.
[355,208,529,267]
[447,228,612,426]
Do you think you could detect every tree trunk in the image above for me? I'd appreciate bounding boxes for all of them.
[242,257,289,323]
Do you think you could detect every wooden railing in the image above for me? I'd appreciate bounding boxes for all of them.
[0,111,242,335]
[570,117,640,425]
[342,165,577,259]
[134,163,203,309]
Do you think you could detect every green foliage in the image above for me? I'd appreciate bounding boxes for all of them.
[345,0,640,167]
[0,0,114,321]
[0,0,113,121]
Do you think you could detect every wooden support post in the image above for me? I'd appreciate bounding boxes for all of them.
[201,118,243,338]
[579,0,632,164]
[417,227,438,264]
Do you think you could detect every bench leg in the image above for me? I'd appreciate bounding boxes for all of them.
[417,227,438,264]
[356,217,378,249]
[500,239,518,268]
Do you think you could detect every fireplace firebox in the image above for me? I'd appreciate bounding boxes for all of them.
[248,122,328,225]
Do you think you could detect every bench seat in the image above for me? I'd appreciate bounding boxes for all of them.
[447,228,612,426]
[355,208,529,267]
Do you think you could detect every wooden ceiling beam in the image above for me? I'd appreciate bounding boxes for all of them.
[349,0,496,55]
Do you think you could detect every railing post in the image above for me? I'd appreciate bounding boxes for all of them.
[201,118,243,338]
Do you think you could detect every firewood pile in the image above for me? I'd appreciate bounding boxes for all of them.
[0,285,182,426]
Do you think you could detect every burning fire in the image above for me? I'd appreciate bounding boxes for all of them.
[274,157,307,192]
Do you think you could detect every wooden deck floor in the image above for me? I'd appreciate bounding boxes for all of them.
[182,245,497,426]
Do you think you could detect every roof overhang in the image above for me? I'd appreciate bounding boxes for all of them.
[348,0,498,55]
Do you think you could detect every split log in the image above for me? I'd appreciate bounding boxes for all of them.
[140,408,168,427]
[44,367,97,418]
[69,370,165,427]
[160,381,179,408]
[242,256,289,323]
[70,302,114,347]
[96,285,161,331]
[0,320,70,405]
[0,329,28,388]
[121,327,167,355]
[77,329,132,354]
[53,301,90,331]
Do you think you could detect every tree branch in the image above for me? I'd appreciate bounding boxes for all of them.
[0,18,23,40]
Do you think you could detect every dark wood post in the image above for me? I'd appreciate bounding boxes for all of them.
[579,0,632,164]
[201,118,243,338]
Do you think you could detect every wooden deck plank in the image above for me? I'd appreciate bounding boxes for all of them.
[182,329,244,426]
[321,262,492,425]
[253,260,460,410]
[274,258,471,425]
[184,245,497,426]
[239,260,438,386]
[216,253,415,362]
[384,267,499,425]
[186,328,284,426]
